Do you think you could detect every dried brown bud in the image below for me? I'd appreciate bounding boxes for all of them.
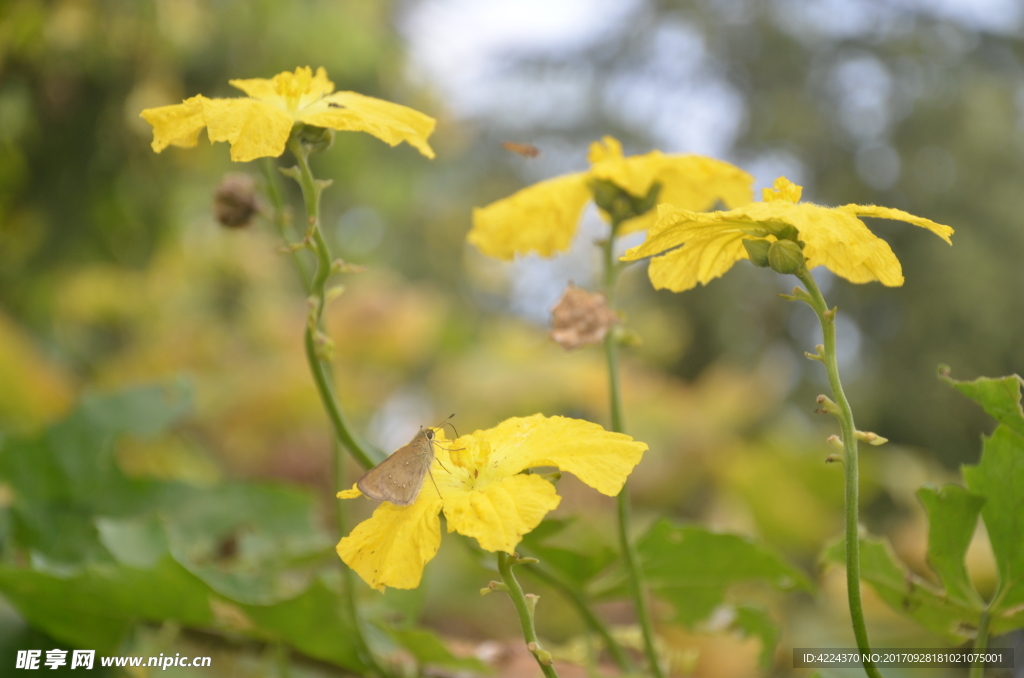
[550,285,619,350]
[214,173,259,228]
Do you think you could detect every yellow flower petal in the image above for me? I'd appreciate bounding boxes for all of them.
[588,136,663,200]
[624,177,952,291]
[338,414,648,588]
[468,173,591,260]
[337,484,362,499]
[763,176,802,203]
[336,492,444,591]
[470,414,647,496]
[646,227,751,291]
[469,136,752,258]
[443,473,560,553]
[202,98,294,162]
[139,95,208,153]
[796,205,905,286]
[617,155,755,236]
[837,204,954,244]
[301,91,437,159]
[230,66,334,111]
[140,67,436,163]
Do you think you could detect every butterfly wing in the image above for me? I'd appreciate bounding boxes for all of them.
[357,432,434,506]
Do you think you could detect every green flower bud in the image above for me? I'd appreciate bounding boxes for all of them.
[631,181,662,217]
[776,224,800,242]
[293,123,334,154]
[588,178,662,228]
[742,238,772,267]
[767,239,806,275]
[589,179,628,215]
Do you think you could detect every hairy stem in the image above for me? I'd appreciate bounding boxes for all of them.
[498,552,560,678]
[602,229,663,678]
[795,270,882,678]
[286,138,380,471]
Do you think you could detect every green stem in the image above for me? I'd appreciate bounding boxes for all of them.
[970,608,991,678]
[286,138,380,471]
[527,563,634,673]
[795,270,882,678]
[285,138,389,678]
[261,158,311,292]
[601,229,663,678]
[497,552,560,678]
[274,642,290,678]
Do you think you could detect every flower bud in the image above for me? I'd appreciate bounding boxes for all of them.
[775,224,800,242]
[587,179,661,227]
[214,174,259,228]
[294,123,334,154]
[631,181,662,217]
[742,238,771,267]
[767,239,805,275]
[588,178,632,223]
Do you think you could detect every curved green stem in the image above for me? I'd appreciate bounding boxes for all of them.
[286,138,380,471]
[526,563,634,673]
[498,552,560,678]
[285,139,389,678]
[261,159,311,293]
[969,607,991,678]
[795,270,882,678]
[602,229,663,678]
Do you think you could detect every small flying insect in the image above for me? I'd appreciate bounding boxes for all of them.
[500,141,541,158]
[327,102,346,109]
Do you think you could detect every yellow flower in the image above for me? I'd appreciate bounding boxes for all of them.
[336,414,647,591]
[622,176,954,292]
[468,136,754,260]
[140,67,435,162]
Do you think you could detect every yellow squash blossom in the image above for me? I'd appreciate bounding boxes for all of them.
[468,136,753,260]
[336,414,647,591]
[140,66,435,162]
[622,176,954,292]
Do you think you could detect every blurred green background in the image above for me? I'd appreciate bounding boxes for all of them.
[1,0,1022,676]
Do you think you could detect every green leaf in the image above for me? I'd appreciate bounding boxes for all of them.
[822,535,978,641]
[633,520,808,625]
[939,369,1024,438]
[519,518,616,587]
[242,577,366,672]
[0,384,192,564]
[96,516,167,569]
[0,384,366,670]
[0,557,213,653]
[164,483,332,605]
[386,627,491,674]
[78,381,193,439]
[917,484,985,607]
[733,605,779,669]
[963,425,1024,610]
[0,518,366,671]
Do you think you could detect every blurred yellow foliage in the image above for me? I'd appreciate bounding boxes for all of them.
[0,311,73,432]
